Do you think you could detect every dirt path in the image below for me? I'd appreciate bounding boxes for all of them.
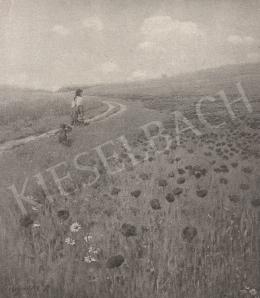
[0,100,126,154]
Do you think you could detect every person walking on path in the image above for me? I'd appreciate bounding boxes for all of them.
[71,88,84,126]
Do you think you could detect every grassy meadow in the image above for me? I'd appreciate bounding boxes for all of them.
[0,64,259,298]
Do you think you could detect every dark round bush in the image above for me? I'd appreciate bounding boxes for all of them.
[121,223,137,237]
[106,255,125,268]
[165,193,175,203]
[150,199,161,210]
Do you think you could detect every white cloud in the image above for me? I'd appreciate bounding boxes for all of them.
[52,25,70,36]
[141,16,204,41]
[127,70,161,82]
[128,70,147,81]
[100,61,119,74]
[244,36,256,45]
[227,35,257,46]
[137,41,166,53]
[247,52,260,63]
[82,17,103,31]
[138,41,155,50]
[135,16,206,76]
[227,35,243,44]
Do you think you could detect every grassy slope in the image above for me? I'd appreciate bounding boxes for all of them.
[0,64,259,297]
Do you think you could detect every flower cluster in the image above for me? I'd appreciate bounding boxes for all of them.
[240,287,257,297]
[65,237,75,246]
[84,234,93,243]
[84,255,97,263]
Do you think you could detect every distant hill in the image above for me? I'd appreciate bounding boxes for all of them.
[0,85,54,104]
[57,84,102,93]
[81,62,260,100]
[3,62,259,100]
[0,85,53,93]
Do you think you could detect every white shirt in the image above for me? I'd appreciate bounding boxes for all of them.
[71,96,83,108]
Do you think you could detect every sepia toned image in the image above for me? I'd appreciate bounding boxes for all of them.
[0,0,259,297]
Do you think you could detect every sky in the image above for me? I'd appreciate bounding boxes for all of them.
[0,0,259,90]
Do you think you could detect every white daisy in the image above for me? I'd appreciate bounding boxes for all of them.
[70,222,81,233]
[65,237,75,246]
[84,234,93,242]
[84,256,96,263]
[88,246,100,255]
[249,289,257,296]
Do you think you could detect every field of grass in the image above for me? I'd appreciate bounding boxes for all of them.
[0,114,259,297]
[0,64,259,297]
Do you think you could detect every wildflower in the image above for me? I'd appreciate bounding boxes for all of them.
[149,266,155,273]
[84,234,93,243]
[173,187,183,195]
[219,177,228,184]
[57,209,70,221]
[249,289,257,296]
[229,194,240,203]
[196,189,208,198]
[20,214,34,228]
[111,187,121,196]
[158,179,167,187]
[240,183,249,190]
[88,246,100,255]
[32,223,40,228]
[65,237,75,245]
[121,223,137,237]
[251,199,260,207]
[168,171,175,178]
[131,190,142,198]
[242,166,253,174]
[178,168,185,175]
[106,255,124,268]
[150,199,161,210]
[70,222,81,233]
[84,255,96,263]
[182,226,198,242]
[177,177,185,184]
[165,193,175,203]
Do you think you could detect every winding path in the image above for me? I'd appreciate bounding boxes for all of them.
[0,101,126,154]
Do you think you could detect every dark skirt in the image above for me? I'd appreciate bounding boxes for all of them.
[71,107,78,125]
[71,106,84,125]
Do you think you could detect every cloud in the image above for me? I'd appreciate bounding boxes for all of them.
[82,17,103,31]
[127,70,162,82]
[100,61,119,74]
[135,16,206,76]
[141,16,204,41]
[247,52,260,63]
[52,25,70,36]
[227,35,257,46]
[128,70,147,81]
[138,41,154,50]
[137,41,166,53]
